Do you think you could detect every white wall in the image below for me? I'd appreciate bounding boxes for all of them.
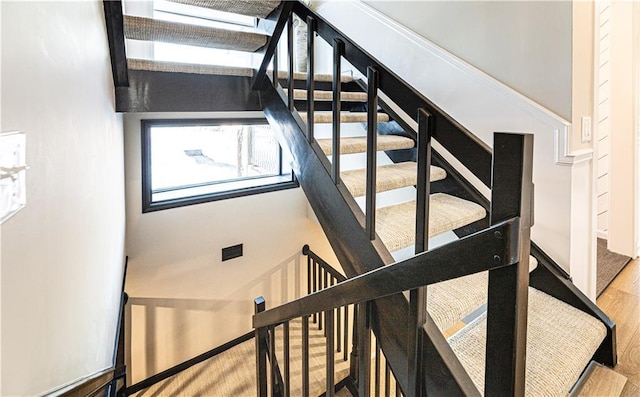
[312,1,598,296]
[607,0,638,258]
[1,1,126,395]
[361,0,573,121]
[123,112,336,383]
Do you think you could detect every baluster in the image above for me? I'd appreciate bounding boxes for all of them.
[357,301,371,397]
[287,14,294,111]
[365,67,379,240]
[343,305,349,361]
[255,297,267,397]
[336,302,342,354]
[349,305,359,384]
[326,309,335,397]
[395,382,401,397]
[319,269,324,331]
[284,321,290,397]
[312,259,317,323]
[374,339,381,397]
[270,325,276,396]
[302,315,310,397]
[306,250,312,296]
[384,359,391,397]
[331,39,344,184]
[415,109,433,253]
[306,16,316,143]
[272,45,278,84]
[323,270,329,336]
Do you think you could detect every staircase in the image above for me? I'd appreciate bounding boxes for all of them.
[104,0,618,396]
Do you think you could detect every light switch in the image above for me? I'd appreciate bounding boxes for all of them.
[1,131,27,224]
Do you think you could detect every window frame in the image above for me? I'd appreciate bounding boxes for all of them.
[141,118,298,213]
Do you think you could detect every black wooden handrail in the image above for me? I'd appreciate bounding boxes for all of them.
[254,218,518,329]
[302,244,346,282]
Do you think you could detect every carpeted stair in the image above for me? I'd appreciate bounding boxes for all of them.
[116,1,613,395]
[123,15,269,51]
[449,287,607,396]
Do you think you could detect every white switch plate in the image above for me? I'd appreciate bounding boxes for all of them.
[581,116,592,143]
[1,131,27,224]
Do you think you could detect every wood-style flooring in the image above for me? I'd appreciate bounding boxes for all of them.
[597,257,640,394]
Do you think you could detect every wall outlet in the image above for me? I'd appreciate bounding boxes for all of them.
[581,116,592,143]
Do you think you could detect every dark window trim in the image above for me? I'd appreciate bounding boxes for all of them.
[141,118,298,213]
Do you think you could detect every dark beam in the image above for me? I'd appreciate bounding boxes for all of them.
[116,70,263,113]
[103,1,128,88]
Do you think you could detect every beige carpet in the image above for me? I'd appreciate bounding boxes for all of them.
[376,194,486,253]
[300,111,389,124]
[448,287,607,396]
[341,162,446,198]
[166,0,281,18]
[124,16,267,52]
[317,135,414,156]
[128,59,254,77]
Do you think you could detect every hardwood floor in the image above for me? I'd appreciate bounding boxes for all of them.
[597,257,640,389]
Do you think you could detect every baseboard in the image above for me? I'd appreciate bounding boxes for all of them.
[124,331,254,395]
[597,230,609,240]
[45,367,115,397]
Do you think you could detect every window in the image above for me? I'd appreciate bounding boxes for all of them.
[142,119,297,212]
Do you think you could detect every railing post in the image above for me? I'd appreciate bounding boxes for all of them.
[331,39,344,184]
[365,67,379,240]
[357,302,371,397]
[255,297,268,397]
[287,13,295,112]
[306,16,316,143]
[484,133,533,396]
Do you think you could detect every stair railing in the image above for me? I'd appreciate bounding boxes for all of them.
[302,245,407,396]
[253,2,535,395]
[255,209,526,396]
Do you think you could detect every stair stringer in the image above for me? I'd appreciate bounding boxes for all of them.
[259,82,479,395]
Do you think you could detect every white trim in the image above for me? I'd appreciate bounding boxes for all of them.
[555,127,594,165]
[39,367,112,397]
[597,229,609,240]
[315,1,583,165]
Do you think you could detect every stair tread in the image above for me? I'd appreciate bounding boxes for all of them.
[571,361,628,397]
[124,15,268,52]
[277,70,355,83]
[448,287,607,396]
[127,58,254,77]
[341,162,446,197]
[166,0,281,18]
[317,135,415,155]
[290,89,367,102]
[376,193,487,253]
[300,111,389,124]
[429,256,538,333]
